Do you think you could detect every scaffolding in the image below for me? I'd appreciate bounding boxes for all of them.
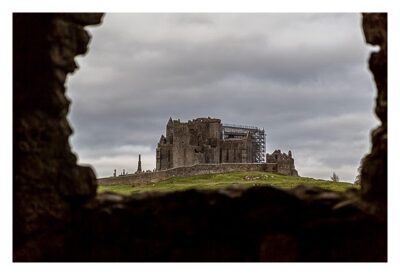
[222,123,266,163]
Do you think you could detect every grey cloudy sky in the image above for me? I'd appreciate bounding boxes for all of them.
[67,13,379,182]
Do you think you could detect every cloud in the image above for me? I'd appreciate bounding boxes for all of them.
[67,13,379,182]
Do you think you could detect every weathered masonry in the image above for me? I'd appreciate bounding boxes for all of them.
[156,117,265,170]
[266,150,298,177]
[223,123,266,162]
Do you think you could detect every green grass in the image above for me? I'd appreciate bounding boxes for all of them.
[98,171,358,195]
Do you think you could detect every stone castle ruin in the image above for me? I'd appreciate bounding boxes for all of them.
[266,149,298,176]
[156,117,266,170]
[100,117,299,185]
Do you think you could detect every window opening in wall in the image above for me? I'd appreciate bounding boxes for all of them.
[67,13,379,195]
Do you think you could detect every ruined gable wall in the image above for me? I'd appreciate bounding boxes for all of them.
[266,150,298,177]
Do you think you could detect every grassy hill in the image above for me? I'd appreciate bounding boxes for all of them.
[98,171,357,195]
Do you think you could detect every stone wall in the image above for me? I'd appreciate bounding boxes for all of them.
[220,137,253,163]
[266,150,299,177]
[360,13,387,211]
[13,13,387,262]
[157,118,223,169]
[13,13,103,252]
[98,163,276,186]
